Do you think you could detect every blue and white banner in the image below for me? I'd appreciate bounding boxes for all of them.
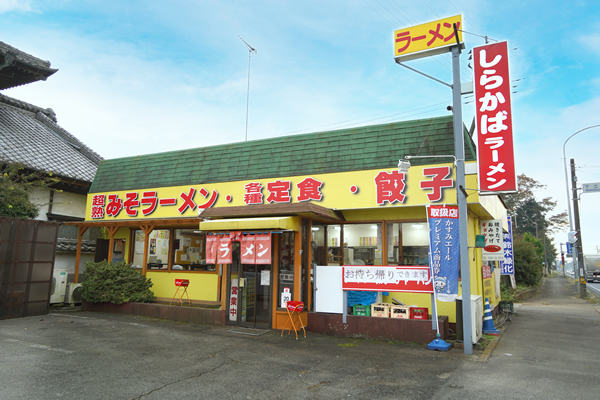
[427,205,460,302]
[500,216,514,275]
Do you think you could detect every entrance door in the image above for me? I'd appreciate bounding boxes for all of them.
[227,242,272,329]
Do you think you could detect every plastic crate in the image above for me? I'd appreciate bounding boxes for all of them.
[390,305,410,319]
[371,303,390,318]
[410,307,428,320]
[353,304,371,316]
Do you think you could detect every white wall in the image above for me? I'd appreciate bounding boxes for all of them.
[30,188,88,220]
[52,190,87,218]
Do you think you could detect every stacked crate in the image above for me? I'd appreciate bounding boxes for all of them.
[370,303,391,318]
[389,305,410,319]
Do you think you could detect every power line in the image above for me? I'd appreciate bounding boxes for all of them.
[361,0,397,28]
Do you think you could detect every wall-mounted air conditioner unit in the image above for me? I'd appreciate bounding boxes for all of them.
[66,282,84,305]
[50,269,68,304]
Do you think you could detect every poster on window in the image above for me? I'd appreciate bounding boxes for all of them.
[255,232,272,264]
[218,234,232,264]
[205,235,217,264]
[241,234,256,264]
[500,216,514,275]
[427,205,460,302]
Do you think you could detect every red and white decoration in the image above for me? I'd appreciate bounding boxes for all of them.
[255,233,272,264]
[240,234,256,264]
[218,234,232,264]
[205,235,218,264]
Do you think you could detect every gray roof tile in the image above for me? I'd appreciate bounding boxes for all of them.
[0,94,103,183]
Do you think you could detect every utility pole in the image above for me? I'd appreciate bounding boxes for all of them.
[571,158,586,297]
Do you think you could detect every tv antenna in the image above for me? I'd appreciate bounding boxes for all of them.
[238,36,257,142]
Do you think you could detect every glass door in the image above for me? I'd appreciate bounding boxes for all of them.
[227,242,272,329]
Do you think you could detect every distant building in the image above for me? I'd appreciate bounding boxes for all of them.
[0,41,103,281]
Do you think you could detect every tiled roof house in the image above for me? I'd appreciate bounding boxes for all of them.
[0,41,103,280]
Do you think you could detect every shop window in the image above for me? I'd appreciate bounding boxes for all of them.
[311,224,327,266]
[131,229,170,270]
[326,225,342,265]
[387,222,429,265]
[172,229,210,271]
[277,232,294,309]
[342,223,383,265]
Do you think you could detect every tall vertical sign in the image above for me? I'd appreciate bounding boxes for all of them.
[500,216,514,275]
[474,41,517,193]
[427,205,460,302]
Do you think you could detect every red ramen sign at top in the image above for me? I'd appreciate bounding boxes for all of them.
[473,41,517,193]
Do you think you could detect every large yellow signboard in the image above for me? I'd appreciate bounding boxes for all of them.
[85,162,479,221]
[394,15,463,62]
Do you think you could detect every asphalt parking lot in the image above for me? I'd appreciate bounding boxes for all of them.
[0,310,473,400]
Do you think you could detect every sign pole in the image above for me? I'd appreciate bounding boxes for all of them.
[451,43,473,355]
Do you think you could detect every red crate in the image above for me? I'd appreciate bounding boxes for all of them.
[410,307,428,320]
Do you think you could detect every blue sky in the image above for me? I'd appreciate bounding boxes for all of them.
[2,0,600,257]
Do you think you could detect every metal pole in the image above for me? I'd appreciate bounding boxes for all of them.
[562,125,600,267]
[245,50,252,142]
[560,243,565,277]
[571,158,587,297]
[451,45,473,355]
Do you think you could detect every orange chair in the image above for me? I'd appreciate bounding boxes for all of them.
[170,279,191,306]
[281,301,307,340]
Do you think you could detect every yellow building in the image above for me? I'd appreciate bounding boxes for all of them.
[72,116,506,342]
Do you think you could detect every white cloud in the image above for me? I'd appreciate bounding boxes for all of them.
[0,0,32,13]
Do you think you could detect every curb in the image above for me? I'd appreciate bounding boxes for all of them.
[478,327,504,362]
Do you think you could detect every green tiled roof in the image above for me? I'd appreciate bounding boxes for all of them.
[90,115,476,193]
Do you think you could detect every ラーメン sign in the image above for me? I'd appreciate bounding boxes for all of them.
[473,41,517,193]
[393,15,463,62]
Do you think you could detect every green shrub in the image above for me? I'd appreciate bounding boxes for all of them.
[81,260,154,304]
[513,233,543,287]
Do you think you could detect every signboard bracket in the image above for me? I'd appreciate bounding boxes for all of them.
[394,59,452,89]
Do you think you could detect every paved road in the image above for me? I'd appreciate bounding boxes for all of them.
[1,275,599,399]
[587,281,600,297]
[431,275,600,399]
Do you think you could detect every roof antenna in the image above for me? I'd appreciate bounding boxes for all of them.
[238,36,257,142]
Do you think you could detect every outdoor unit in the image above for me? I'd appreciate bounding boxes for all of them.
[457,295,483,344]
[50,269,68,304]
[65,283,84,305]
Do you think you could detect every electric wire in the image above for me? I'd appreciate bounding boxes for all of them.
[361,0,397,28]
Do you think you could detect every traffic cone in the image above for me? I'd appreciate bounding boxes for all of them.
[482,297,501,335]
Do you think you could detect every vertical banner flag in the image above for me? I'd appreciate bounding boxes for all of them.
[218,233,232,264]
[427,205,460,302]
[480,219,505,262]
[241,234,256,264]
[473,41,517,193]
[501,216,515,275]
[205,235,217,264]
[255,232,272,264]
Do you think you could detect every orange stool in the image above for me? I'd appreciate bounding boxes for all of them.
[281,301,306,340]
[170,279,191,306]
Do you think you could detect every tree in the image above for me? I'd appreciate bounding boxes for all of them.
[503,174,568,235]
[502,174,567,272]
[513,232,544,286]
[0,162,59,219]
